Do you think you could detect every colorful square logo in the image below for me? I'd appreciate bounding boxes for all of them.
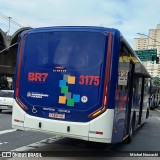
[58,74,80,107]
[68,76,75,84]
[67,99,74,107]
[59,96,66,104]
[61,86,68,94]
[73,94,80,102]
[59,80,66,87]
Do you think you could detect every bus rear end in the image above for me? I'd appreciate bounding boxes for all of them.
[12,27,116,143]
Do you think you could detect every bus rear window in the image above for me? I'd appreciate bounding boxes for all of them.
[24,31,105,69]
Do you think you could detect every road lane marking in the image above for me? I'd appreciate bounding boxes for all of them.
[0,142,8,145]
[154,109,160,113]
[0,129,16,135]
[12,135,62,152]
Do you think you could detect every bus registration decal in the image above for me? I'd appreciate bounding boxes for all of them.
[79,75,100,86]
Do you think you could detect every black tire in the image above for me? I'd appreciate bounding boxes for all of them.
[146,109,149,119]
[0,109,2,113]
[123,118,135,144]
[125,125,133,143]
[150,107,154,110]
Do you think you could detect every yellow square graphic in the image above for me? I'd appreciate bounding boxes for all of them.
[59,96,66,104]
[68,76,75,84]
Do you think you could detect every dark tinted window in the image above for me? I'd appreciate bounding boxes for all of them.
[0,91,14,97]
[25,31,105,69]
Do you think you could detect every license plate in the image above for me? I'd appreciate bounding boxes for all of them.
[49,113,65,119]
[0,105,12,109]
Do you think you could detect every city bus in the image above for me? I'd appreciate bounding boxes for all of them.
[12,27,151,143]
[150,85,160,110]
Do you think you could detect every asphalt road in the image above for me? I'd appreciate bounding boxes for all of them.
[0,110,53,152]
[0,110,12,131]
[0,109,160,160]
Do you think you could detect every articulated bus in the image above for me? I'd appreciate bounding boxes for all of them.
[12,27,151,143]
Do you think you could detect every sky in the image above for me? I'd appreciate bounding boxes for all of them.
[0,0,160,47]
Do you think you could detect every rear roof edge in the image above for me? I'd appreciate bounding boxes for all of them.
[20,26,120,36]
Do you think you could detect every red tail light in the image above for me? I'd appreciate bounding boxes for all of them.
[88,32,112,118]
[15,34,28,110]
[16,88,19,97]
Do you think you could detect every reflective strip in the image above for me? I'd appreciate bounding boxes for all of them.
[89,131,103,135]
[14,119,24,123]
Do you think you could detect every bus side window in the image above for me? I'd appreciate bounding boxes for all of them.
[116,43,131,110]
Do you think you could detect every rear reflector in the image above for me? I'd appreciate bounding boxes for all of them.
[89,131,103,135]
[96,131,103,135]
[14,119,24,123]
[14,119,19,122]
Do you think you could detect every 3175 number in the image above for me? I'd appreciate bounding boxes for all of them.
[79,75,100,86]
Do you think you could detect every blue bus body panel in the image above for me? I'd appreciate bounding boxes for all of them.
[16,27,121,122]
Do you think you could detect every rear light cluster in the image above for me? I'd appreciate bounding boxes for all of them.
[103,85,108,106]
[89,131,104,135]
[16,87,19,97]
[15,34,28,110]
[88,32,113,118]
[14,119,24,123]
[16,97,28,110]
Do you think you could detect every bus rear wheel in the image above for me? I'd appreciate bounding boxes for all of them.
[124,118,135,144]
[146,109,149,119]
[125,126,133,144]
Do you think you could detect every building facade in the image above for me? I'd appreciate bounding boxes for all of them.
[134,24,160,77]
[0,27,31,90]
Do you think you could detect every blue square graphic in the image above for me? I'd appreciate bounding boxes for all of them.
[73,94,80,102]
[59,80,66,87]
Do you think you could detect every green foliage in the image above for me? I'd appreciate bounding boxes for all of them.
[152,76,160,86]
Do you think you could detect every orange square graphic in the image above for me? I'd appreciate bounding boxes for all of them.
[59,96,66,104]
[68,76,75,84]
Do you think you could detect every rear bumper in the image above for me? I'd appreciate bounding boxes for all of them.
[0,105,12,110]
[12,100,114,143]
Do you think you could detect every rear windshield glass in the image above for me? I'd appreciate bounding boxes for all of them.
[0,91,14,97]
[24,31,105,69]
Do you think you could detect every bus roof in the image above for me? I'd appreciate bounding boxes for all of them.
[22,26,120,35]
[22,26,151,78]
